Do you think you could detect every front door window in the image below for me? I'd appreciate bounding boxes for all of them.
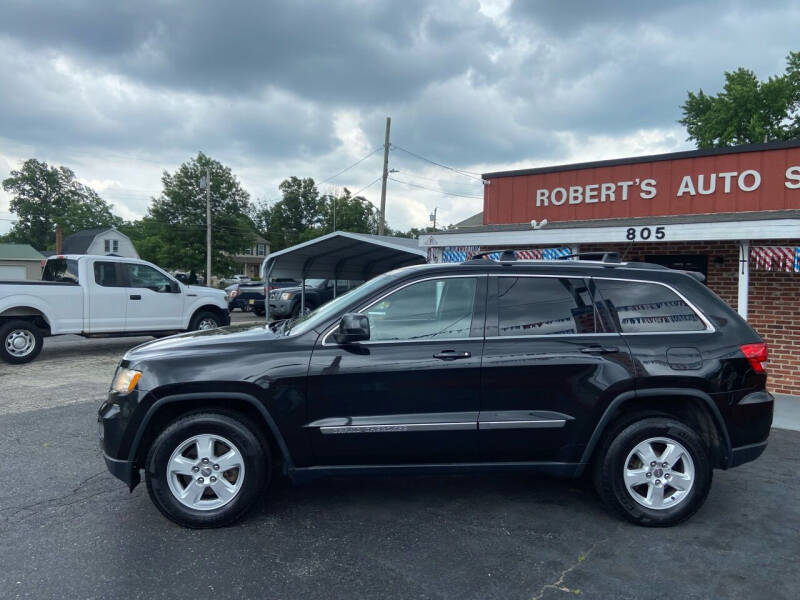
[364,277,479,341]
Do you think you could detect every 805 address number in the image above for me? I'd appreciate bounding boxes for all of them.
[626,226,665,241]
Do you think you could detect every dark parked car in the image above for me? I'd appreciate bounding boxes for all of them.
[226,279,299,316]
[268,278,363,318]
[100,252,772,528]
[225,282,265,313]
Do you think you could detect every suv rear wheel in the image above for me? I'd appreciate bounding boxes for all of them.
[594,417,712,527]
[145,412,269,528]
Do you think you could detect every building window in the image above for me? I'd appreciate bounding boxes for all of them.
[257,243,266,256]
[104,239,119,253]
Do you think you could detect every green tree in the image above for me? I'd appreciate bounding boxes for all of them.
[1,159,122,250]
[254,177,324,251]
[680,51,800,148]
[320,187,380,234]
[140,152,256,277]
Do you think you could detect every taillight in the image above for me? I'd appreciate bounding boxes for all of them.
[230,289,239,298]
[740,343,768,374]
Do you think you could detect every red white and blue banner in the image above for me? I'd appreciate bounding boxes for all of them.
[750,246,800,272]
[428,246,572,263]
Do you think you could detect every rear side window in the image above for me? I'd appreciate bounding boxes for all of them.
[594,279,707,333]
[497,277,596,336]
[42,259,79,283]
[93,262,121,287]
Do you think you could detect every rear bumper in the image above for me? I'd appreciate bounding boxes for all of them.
[727,440,768,468]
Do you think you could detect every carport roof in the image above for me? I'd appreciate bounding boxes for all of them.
[263,231,427,280]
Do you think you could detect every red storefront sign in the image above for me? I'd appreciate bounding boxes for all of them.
[483,144,800,224]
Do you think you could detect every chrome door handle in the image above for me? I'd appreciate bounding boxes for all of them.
[433,350,471,361]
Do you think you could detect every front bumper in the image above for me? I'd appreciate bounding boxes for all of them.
[103,452,139,489]
[269,301,293,317]
[98,389,145,490]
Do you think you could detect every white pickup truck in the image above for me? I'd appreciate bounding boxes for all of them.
[0,255,229,364]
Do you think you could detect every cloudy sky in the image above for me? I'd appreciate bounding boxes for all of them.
[1,0,798,235]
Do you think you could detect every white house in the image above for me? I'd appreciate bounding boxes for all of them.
[61,227,139,258]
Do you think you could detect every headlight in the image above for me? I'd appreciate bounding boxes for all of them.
[280,292,293,300]
[111,367,142,394]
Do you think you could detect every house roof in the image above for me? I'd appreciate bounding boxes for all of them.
[0,243,45,260]
[61,227,116,254]
[454,212,484,228]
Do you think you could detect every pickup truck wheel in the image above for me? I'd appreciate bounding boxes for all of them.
[0,320,43,364]
[190,311,220,331]
[145,412,269,528]
[593,417,711,527]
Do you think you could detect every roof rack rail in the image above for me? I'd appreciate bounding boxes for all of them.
[555,252,621,263]
[468,249,517,261]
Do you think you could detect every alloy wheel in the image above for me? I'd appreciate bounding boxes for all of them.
[623,436,695,510]
[166,434,245,511]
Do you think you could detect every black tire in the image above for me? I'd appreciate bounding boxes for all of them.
[145,411,270,528]
[189,310,220,331]
[593,416,712,527]
[291,302,313,317]
[0,319,43,364]
[254,307,265,317]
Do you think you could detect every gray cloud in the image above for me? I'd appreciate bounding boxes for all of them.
[0,0,798,231]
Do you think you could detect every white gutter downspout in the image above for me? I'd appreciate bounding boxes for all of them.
[737,240,749,320]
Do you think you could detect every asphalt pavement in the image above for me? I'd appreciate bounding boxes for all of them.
[0,313,798,599]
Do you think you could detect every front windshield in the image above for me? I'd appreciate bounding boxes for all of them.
[288,272,399,336]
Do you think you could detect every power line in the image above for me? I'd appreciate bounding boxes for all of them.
[318,147,382,185]
[390,144,485,181]
[352,176,383,198]
[389,167,482,188]
[388,177,483,200]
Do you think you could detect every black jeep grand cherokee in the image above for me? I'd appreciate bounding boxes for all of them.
[99,253,773,528]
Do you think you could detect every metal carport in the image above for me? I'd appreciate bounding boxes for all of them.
[261,231,427,316]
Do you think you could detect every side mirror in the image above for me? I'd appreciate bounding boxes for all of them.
[170,281,181,293]
[333,313,370,344]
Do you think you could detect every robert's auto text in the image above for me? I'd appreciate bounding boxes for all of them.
[535,166,800,207]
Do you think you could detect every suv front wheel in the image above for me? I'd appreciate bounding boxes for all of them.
[145,412,269,528]
[594,417,712,527]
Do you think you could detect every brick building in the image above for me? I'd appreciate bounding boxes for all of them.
[420,140,800,394]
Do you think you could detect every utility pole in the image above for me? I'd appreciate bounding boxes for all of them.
[378,116,391,235]
[429,207,438,231]
[205,166,212,286]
